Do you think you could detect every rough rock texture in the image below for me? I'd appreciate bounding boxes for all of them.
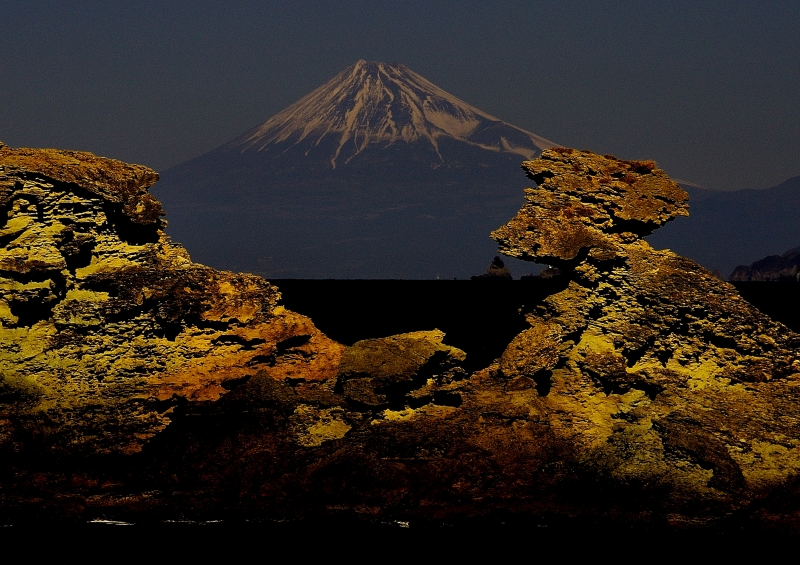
[4,142,800,530]
[492,148,800,518]
[730,246,800,281]
[493,148,689,264]
[337,330,466,408]
[0,142,342,454]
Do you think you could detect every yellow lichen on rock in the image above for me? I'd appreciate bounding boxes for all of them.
[0,144,342,454]
[291,404,351,447]
[4,141,800,528]
[337,330,465,407]
[492,148,800,500]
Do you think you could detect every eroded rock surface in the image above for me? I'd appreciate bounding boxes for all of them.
[0,142,342,454]
[338,330,466,407]
[493,148,800,509]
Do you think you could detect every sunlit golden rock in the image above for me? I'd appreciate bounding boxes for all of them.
[492,148,688,263]
[338,330,465,407]
[493,148,800,501]
[0,143,342,454]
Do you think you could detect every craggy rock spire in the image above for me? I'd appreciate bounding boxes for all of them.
[493,148,800,503]
[493,148,688,263]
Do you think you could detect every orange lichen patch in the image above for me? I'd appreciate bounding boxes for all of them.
[259,309,345,382]
[147,309,343,402]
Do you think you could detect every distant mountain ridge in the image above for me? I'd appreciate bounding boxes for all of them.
[729,245,800,281]
[154,60,558,279]
[647,174,800,278]
[154,60,800,280]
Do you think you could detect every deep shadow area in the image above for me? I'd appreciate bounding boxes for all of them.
[274,280,800,372]
[2,280,797,529]
[273,279,568,372]
[732,282,800,332]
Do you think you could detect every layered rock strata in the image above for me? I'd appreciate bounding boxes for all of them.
[3,142,800,530]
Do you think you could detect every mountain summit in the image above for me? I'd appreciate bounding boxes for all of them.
[229,60,555,169]
[155,61,559,279]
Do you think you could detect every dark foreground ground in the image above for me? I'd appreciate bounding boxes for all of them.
[274,280,800,368]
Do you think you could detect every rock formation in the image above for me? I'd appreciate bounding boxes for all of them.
[730,246,800,281]
[471,256,513,280]
[492,148,800,517]
[0,141,342,455]
[3,142,800,530]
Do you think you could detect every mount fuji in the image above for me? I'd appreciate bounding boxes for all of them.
[154,60,558,279]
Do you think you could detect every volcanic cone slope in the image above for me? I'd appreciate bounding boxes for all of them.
[155,60,557,279]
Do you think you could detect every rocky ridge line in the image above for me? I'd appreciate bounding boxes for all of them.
[492,148,800,500]
[730,246,800,281]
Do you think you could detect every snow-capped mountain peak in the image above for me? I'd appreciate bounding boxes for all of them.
[231,60,556,168]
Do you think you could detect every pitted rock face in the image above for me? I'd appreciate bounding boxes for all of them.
[337,330,466,407]
[0,144,343,454]
[492,148,689,263]
[493,147,800,499]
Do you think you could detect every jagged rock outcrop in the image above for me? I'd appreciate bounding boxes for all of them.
[338,330,466,408]
[4,142,800,530]
[492,148,800,513]
[471,256,513,280]
[730,246,800,281]
[0,142,342,454]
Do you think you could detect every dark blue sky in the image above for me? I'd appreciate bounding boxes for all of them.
[1,0,798,191]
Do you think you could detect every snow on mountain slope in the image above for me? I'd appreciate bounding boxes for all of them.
[156,60,561,278]
[228,60,556,168]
